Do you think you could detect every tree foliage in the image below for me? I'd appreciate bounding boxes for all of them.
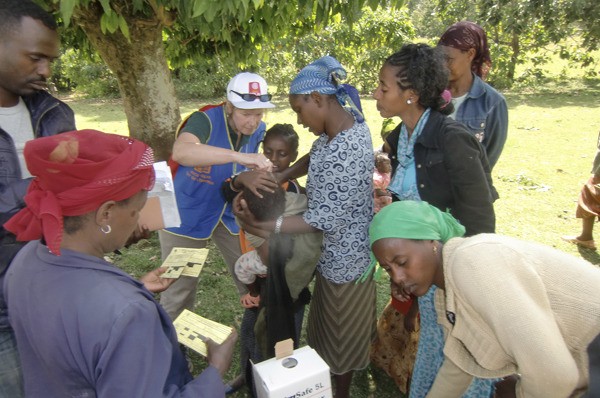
[408,0,600,89]
[34,0,405,159]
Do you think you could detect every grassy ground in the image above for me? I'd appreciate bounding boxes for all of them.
[70,75,600,397]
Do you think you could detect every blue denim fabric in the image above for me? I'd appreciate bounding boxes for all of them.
[0,329,24,398]
[454,74,508,169]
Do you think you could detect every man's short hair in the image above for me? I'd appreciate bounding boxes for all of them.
[0,0,57,38]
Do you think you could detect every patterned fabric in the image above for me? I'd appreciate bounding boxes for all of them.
[438,21,491,79]
[388,108,430,199]
[409,288,496,398]
[289,56,364,123]
[303,121,374,283]
[370,300,419,394]
[234,250,267,284]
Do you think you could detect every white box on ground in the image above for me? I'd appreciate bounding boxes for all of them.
[252,346,332,398]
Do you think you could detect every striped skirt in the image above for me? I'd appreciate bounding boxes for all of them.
[306,272,377,374]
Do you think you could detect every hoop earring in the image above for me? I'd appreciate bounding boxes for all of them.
[100,225,112,234]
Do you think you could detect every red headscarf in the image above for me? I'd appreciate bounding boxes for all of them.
[4,130,155,255]
[438,21,492,80]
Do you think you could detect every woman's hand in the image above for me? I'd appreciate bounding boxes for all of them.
[206,329,238,377]
[140,267,176,293]
[235,152,273,171]
[235,170,279,197]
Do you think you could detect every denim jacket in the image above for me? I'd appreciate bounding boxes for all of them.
[0,90,75,224]
[454,74,508,169]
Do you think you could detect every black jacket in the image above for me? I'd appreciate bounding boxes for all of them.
[386,110,497,236]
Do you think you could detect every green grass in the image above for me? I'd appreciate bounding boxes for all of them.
[74,74,600,397]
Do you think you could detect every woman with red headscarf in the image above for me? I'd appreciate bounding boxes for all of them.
[3,130,237,397]
[438,21,509,169]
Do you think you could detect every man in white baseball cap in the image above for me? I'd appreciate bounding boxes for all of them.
[159,72,276,324]
[227,72,275,109]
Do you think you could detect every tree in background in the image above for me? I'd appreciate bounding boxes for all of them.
[408,0,600,89]
[36,0,404,160]
[259,6,415,95]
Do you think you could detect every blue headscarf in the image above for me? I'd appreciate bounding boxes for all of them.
[290,56,364,123]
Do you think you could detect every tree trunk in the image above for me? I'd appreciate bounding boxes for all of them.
[508,31,520,83]
[73,5,180,161]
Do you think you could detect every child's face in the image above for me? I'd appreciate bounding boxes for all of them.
[289,94,324,136]
[263,136,297,172]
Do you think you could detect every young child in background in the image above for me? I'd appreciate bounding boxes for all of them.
[373,150,392,213]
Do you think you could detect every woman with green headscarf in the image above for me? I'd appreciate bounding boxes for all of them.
[370,201,600,398]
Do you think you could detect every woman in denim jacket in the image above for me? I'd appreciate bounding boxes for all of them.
[438,21,508,170]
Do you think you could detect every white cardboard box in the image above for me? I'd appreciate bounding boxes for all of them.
[252,346,332,398]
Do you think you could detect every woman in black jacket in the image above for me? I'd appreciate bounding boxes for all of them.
[375,43,497,235]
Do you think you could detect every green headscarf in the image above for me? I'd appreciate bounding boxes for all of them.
[359,201,465,281]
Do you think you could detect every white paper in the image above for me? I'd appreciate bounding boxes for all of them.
[139,161,181,230]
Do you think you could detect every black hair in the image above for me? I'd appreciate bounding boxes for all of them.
[0,0,57,39]
[263,123,299,154]
[242,186,286,222]
[385,43,454,115]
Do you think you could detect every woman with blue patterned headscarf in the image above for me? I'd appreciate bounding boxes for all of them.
[235,55,375,398]
[289,55,364,123]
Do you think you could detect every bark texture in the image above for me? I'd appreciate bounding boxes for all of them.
[73,4,180,161]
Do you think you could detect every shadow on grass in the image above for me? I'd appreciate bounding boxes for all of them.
[577,246,600,265]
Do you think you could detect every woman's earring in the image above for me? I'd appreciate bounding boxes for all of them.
[407,99,412,105]
[100,225,112,234]
[432,245,438,254]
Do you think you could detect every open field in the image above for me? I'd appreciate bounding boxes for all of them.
[66,77,600,397]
